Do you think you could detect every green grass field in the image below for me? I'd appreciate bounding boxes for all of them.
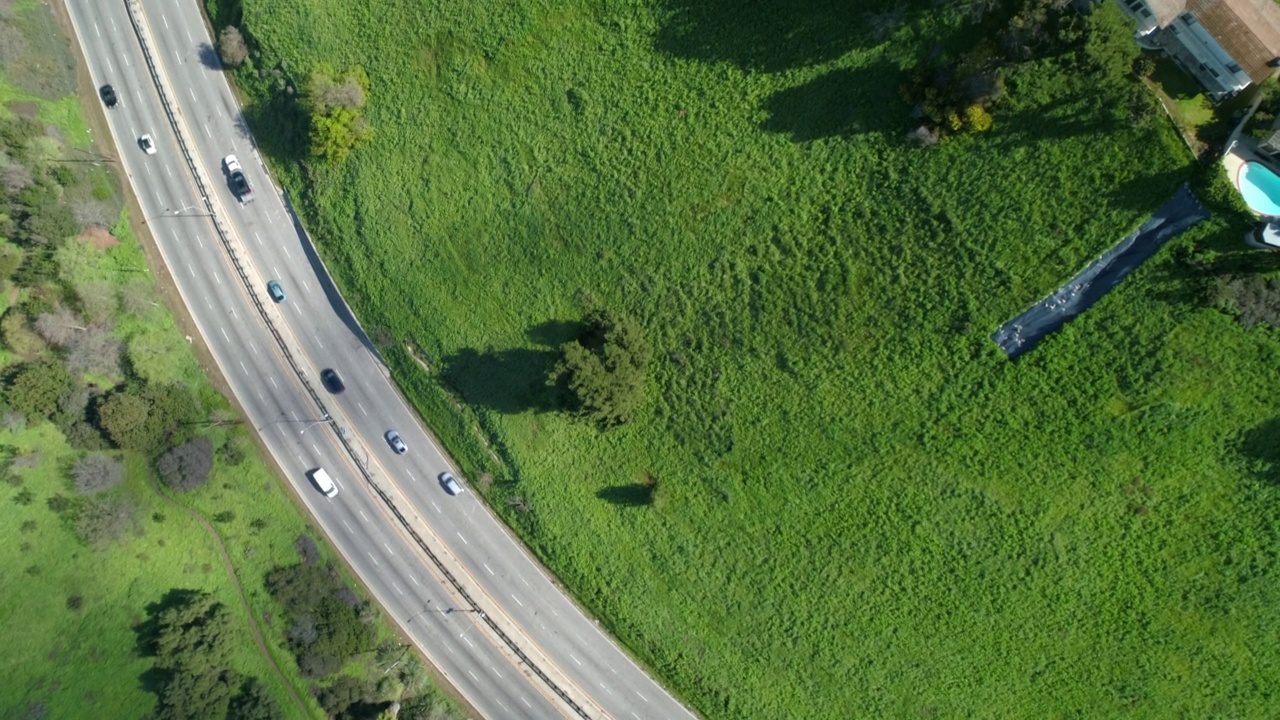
[220,0,1280,717]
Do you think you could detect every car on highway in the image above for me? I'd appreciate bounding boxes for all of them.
[439,472,464,495]
[384,430,407,454]
[139,134,156,155]
[320,368,345,394]
[100,84,118,108]
[223,154,254,203]
[267,280,286,302]
[308,467,339,498]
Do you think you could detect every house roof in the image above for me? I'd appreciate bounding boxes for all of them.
[1187,0,1280,83]
[1147,0,1188,26]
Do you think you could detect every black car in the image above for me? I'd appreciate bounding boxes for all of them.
[320,369,345,394]
[100,84,118,108]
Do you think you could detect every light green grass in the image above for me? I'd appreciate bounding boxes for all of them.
[220,0,1280,717]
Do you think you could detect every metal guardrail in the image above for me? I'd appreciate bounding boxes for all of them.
[121,2,594,717]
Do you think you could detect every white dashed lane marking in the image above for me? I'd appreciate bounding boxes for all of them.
[456,532,468,545]
[219,326,229,341]
[359,510,369,523]
[367,552,379,567]
[342,520,353,533]
[483,563,494,576]
[269,376,278,389]
[392,582,403,596]
[383,543,394,556]
[570,653,581,666]
[409,576,420,586]
[511,594,524,607]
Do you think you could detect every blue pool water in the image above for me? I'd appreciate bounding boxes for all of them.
[1239,162,1280,216]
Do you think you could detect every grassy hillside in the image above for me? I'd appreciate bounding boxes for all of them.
[218,0,1280,716]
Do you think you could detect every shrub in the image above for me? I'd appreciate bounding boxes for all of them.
[295,534,321,565]
[218,26,249,67]
[156,437,215,492]
[76,493,136,545]
[46,494,71,513]
[66,326,123,377]
[72,454,124,495]
[66,595,83,611]
[6,361,73,420]
[96,391,150,450]
[0,310,46,360]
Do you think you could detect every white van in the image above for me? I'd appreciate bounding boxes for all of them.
[309,468,338,498]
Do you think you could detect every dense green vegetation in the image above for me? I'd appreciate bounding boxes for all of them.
[216,0,1279,716]
[0,3,462,717]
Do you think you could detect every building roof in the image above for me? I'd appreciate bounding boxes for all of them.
[1187,0,1280,83]
[1147,0,1188,26]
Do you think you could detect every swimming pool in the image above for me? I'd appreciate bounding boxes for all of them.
[1236,161,1280,217]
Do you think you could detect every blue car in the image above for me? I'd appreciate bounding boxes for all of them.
[267,280,286,303]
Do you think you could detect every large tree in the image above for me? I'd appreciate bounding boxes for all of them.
[150,592,239,720]
[548,309,651,428]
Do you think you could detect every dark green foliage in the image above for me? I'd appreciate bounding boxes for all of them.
[266,563,375,678]
[66,594,83,611]
[13,487,34,505]
[549,310,651,428]
[97,384,201,453]
[1212,274,1280,329]
[6,361,74,420]
[213,510,235,523]
[75,493,135,545]
[156,437,215,492]
[143,591,239,720]
[11,244,59,286]
[0,116,43,156]
[46,494,71,513]
[63,420,108,452]
[228,677,284,720]
[96,391,150,450]
[12,181,80,246]
[314,675,385,720]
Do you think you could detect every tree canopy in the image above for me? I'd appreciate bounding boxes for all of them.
[548,309,651,427]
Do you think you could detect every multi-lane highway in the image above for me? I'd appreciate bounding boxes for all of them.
[64,1,697,719]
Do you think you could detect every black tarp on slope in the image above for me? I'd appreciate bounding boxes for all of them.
[992,184,1209,359]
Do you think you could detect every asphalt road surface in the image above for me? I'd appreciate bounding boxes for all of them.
[64,1,697,719]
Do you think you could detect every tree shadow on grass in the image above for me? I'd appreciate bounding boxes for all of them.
[1238,418,1280,486]
[760,63,902,142]
[133,588,203,693]
[654,0,901,72]
[597,483,655,507]
[441,347,560,414]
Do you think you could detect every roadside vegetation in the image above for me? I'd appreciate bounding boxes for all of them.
[0,4,461,719]
[212,0,1279,717]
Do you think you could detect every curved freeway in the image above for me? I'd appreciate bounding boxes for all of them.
[64,1,698,719]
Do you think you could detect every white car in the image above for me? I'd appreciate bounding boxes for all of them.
[139,134,156,155]
[439,472,464,496]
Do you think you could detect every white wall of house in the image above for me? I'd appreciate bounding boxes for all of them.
[1165,12,1252,95]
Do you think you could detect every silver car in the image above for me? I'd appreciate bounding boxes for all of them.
[439,472,463,495]
[384,430,407,454]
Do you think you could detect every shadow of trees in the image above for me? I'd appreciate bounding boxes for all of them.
[1238,418,1280,485]
[654,0,892,72]
[133,588,204,693]
[760,63,901,142]
[440,321,583,414]
[597,483,656,507]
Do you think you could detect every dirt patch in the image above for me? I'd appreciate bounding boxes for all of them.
[78,226,118,251]
[8,100,37,118]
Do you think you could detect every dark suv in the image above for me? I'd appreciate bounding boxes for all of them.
[320,369,345,394]
[100,85,118,108]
